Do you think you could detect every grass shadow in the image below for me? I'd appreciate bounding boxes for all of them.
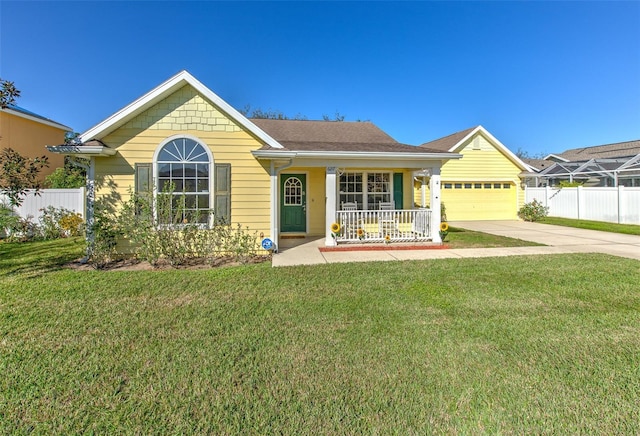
[0,238,86,278]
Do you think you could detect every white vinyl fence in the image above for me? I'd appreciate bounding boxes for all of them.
[1,188,86,221]
[525,186,640,225]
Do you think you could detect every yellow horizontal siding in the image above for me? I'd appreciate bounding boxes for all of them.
[95,89,271,238]
[442,136,522,182]
[417,133,526,220]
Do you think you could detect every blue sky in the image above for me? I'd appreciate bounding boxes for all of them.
[1,1,639,156]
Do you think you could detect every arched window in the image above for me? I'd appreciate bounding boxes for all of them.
[284,177,303,205]
[156,137,211,224]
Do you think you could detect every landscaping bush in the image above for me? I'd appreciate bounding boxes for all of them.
[39,206,84,239]
[0,202,22,240]
[90,188,262,268]
[518,199,549,222]
[1,204,84,242]
[89,211,119,268]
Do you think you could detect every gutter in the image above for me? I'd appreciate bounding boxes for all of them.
[252,150,462,160]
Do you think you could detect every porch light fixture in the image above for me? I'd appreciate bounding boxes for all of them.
[415,169,431,177]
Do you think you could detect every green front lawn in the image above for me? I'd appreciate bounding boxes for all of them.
[1,240,639,433]
[542,216,640,235]
[443,226,543,248]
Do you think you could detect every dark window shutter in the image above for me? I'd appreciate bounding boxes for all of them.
[135,163,153,193]
[134,163,153,216]
[214,163,231,224]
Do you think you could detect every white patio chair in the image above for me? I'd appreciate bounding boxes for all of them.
[340,202,359,239]
[341,201,357,211]
[378,202,396,236]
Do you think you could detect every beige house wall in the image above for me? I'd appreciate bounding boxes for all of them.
[0,111,68,181]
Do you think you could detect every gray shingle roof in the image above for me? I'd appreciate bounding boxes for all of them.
[556,139,640,161]
[418,126,478,151]
[523,158,553,172]
[252,119,443,154]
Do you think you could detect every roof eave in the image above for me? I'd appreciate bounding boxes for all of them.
[79,70,284,149]
[3,107,72,131]
[252,150,462,160]
[450,125,532,172]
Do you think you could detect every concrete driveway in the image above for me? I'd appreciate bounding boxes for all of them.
[272,221,640,267]
[449,220,640,261]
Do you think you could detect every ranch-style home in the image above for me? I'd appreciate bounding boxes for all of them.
[48,70,466,250]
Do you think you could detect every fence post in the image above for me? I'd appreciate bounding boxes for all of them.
[577,186,583,220]
[544,185,550,208]
[618,185,624,224]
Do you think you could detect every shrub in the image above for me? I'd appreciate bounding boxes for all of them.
[39,206,84,239]
[518,199,549,222]
[558,180,583,188]
[89,211,119,268]
[91,187,262,268]
[0,202,21,239]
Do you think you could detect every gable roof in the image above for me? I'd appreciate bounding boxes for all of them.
[554,139,640,161]
[79,70,283,149]
[1,104,71,131]
[418,126,477,152]
[252,119,444,154]
[419,125,532,171]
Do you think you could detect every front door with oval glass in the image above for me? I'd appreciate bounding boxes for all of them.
[281,174,306,233]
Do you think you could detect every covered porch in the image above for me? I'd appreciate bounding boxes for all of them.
[252,158,456,250]
[334,207,432,243]
[250,119,461,251]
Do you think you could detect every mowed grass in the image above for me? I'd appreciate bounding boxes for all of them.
[541,216,640,236]
[443,226,543,248]
[1,240,639,434]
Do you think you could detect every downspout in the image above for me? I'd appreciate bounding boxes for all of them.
[270,158,294,253]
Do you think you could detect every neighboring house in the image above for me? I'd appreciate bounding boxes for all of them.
[417,126,532,220]
[0,104,71,181]
[48,71,461,249]
[527,140,640,187]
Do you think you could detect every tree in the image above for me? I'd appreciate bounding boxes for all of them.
[240,105,308,120]
[322,112,346,122]
[45,158,86,188]
[0,78,21,109]
[45,132,87,188]
[0,148,49,206]
[515,147,546,160]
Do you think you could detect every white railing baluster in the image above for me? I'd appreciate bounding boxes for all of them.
[335,208,432,244]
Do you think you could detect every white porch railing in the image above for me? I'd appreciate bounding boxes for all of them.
[335,208,432,243]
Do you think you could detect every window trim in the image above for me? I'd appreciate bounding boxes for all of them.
[153,134,214,226]
[338,171,393,210]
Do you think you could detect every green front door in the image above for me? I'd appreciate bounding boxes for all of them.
[281,174,306,233]
[393,173,404,209]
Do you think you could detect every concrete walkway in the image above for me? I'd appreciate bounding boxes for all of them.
[272,220,640,267]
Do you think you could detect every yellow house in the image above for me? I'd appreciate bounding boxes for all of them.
[416,126,532,221]
[0,104,71,181]
[48,71,461,250]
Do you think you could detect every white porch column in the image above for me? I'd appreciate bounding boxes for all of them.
[430,166,442,243]
[421,176,427,208]
[270,161,279,251]
[325,166,337,246]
